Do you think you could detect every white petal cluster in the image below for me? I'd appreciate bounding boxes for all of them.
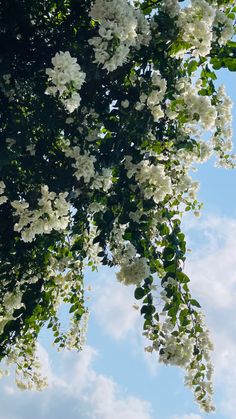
[109,220,129,258]
[177,141,212,167]
[175,173,199,201]
[83,223,104,266]
[136,71,167,122]
[89,0,150,71]
[135,160,172,204]
[7,340,48,391]
[121,99,130,108]
[176,0,216,57]
[64,146,96,183]
[175,78,217,131]
[185,314,215,412]
[3,291,23,312]
[91,168,113,191]
[144,306,215,412]
[212,85,234,166]
[11,185,70,242]
[0,287,24,337]
[110,235,150,285]
[0,181,7,205]
[0,73,15,101]
[117,257,150,285]
[214,9,234,45]
[88,202,105,214]
[65,311,89,350]
[159,0,180,18]
[45,51,86,113]
[159,333,195,367]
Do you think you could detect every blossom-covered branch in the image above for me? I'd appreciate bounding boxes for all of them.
[0,0,235,412]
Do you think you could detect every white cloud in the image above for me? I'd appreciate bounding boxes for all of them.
[184,214,236,309]
[90,270,140,340]
[183,214,236,418]
[60,346,153,419]
[172,414,202,419]
[37,343,67,389]
[0,345,153,419]
[212,332,236,418]
[4,385,15,395]
[88,269,160,375]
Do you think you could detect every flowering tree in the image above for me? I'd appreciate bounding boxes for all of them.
[0,0,235,412]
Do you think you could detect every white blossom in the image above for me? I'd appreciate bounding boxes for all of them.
[0,181,7,205]
[116,257,150,285]
[214,9,234,45]
[212,85,234,166]
[45,51,86,113]
[64,146,96,183]
[136,160,172,204]
[11,185,70,242]
[176,0,216,58]
[160,0,180,18]
[89,0,150,71]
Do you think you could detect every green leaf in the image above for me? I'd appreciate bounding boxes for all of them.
[134,287,145,300]
[163,261,176,273]
[224,58,236,71]
[179,308,189,326]
[69,305,77,313]
[190,299,201,308]
[227,40,236,48]
[187,60,198,74]
[210,57,222,70]
[176,271,190,283]
[141,305,155,316]
[163,247,175,261]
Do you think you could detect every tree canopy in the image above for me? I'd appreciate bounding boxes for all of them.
[0,0,235,412]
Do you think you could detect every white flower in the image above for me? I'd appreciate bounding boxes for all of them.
[0,181,7,205]
[160,0,180,18]
[151,105,164,122]
[116,257,150,285]
[65,146,96,183]
[11,185,70,242]
[175,0,216,58]
[89,0,150,71]
[136,161,172,204]
[45,51,86,113]
[174,77,217,131]
[121,99,129,108]
[139,71,166,121]
[214,10,234,45]
[63,92,82,113]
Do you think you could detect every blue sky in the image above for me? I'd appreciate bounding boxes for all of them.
[0,69,235,419]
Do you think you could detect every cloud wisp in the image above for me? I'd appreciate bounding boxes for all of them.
[0,345,153,419]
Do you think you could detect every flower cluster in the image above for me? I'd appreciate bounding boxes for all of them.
[125,156,172,204]
[214,9,235,45]
[160,0,180,19]
[64,145,96,184]
[136,71,167,122]
[11,185,70,242]
[89,0,150,71]
[0,181,7,205]
[144,281,215,413]
[212,85,234,167]
[45,51,86,113]
[117,257,150,286]
[176,0,216,57]
[175,77,217,131]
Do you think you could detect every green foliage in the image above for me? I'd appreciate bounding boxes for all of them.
[0,0,235,412]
